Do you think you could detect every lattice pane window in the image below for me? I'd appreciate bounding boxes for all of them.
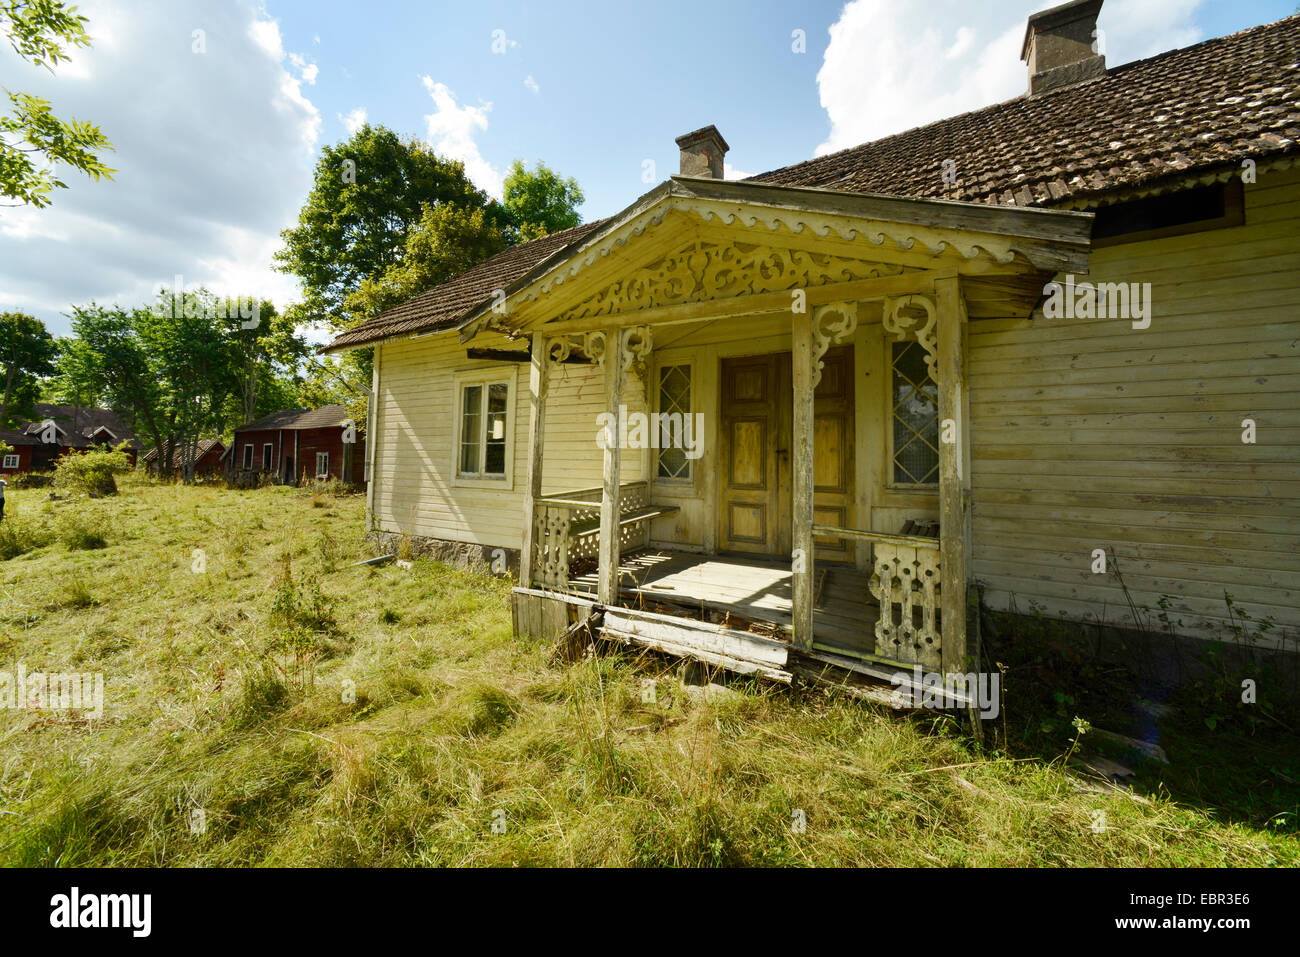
[656,364,692,481]
[891,341,939,485]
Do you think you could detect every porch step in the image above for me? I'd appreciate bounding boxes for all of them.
[600,605,792,682]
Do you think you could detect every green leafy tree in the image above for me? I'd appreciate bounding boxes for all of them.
[344,203,506,325]
[274,124,501,331]
[1,0,114,207]
[0,311,56,426]
[502,159,583,239]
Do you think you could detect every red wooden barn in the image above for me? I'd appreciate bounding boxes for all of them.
[141,438,226,477]
[228,405,365,485]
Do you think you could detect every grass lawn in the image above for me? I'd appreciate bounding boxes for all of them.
[0,475,1295,866]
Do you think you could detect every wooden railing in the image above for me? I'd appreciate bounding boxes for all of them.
[811,524,942,669]
[530,482,678,590]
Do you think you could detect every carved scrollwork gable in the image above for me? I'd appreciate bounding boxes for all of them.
[553,240,901,323]
[883,295,939,382]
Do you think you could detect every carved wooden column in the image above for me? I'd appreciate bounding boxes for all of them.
[792,312,816,648]
[794,302,860,650]
[597,328,625,605]
[519,334,549,587]
[935,277,971,676]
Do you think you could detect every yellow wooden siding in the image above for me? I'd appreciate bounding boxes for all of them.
[968,167,1300,646]
[371,329,644,551]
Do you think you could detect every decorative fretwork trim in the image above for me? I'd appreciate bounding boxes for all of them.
[883,294,938,382]
[811,302,858,388]
[552,239,899,324]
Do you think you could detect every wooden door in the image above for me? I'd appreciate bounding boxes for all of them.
[719,353,789,555]
[718,348,854,560]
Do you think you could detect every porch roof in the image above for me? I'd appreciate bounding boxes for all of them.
[323,176,1092,353]
[453,175,1093,342]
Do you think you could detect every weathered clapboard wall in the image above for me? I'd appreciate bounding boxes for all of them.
[969,166,1300,647]
[371,328,646,550]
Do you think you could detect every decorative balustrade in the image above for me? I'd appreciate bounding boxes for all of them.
[811,524,943,669]
[530,482,665,590]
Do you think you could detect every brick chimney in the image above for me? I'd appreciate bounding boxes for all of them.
[1021,0,1106,96]
[675,125,729,179]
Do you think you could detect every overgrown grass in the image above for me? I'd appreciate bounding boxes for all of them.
[0,476,1294,867]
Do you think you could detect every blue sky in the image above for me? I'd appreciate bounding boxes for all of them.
[1,0,1294,336]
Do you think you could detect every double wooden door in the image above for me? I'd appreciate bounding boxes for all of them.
[718,348,854,561]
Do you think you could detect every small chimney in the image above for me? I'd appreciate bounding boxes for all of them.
[675,125,729,179]
[1021,0,1106,96]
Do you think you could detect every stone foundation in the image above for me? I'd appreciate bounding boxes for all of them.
[366,531,519,578]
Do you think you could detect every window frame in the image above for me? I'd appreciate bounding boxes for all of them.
[451,368,516,489]
[652,359,696,488]
[885,338,940,491]
[1,454,18,469]
[262,443,273,471]
[315,451,329,479]
[242,444,253,469]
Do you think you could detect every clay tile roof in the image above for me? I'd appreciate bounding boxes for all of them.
[238,404,355,432]
[745,15,1300,207]
[325,219,608,352]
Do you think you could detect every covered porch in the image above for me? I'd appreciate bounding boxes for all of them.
[459,175,1091,684]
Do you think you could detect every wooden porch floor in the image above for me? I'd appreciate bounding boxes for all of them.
[568,549,878,656]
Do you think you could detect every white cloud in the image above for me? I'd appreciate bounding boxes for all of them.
[420,77,502,197]
[814,0,1205,156]
[339,107,368,135]
[0,0,320,332]
[523,74,540,94]
[288,51,318,85]
[724,162,752,180]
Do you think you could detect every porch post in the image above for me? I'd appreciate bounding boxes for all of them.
[935,277,972,675]
[519,334,549,587]
[598,328,625,604]
[791,311,816,649]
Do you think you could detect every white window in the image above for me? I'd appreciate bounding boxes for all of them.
[242,444,253,469]
[889,340,939,486]
[316,451,329,479]
[2,454,18,469]
[262,443,273,470]
[453,370,515,487]
[655,363,693,483]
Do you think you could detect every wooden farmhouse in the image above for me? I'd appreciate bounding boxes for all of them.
[0,403,142,475]
[325,2,1300,693]
[228,405,365,486]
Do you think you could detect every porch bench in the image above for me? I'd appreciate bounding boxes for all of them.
[529,482,679,590]
[568,503,680,539]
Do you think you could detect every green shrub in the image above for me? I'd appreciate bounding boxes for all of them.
[53,445,134,496]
